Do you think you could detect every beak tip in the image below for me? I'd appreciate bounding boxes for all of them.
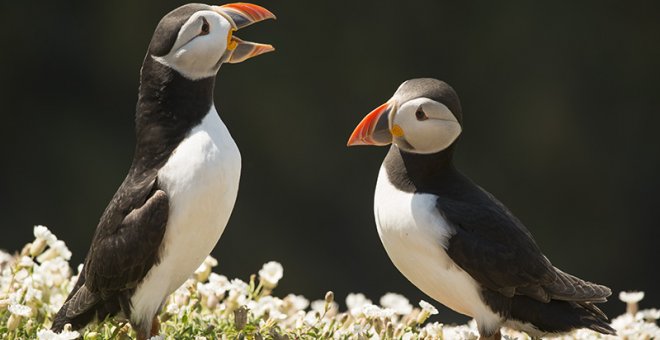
[346,132,365,147]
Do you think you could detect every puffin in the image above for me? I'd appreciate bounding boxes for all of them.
[347,78,615,339]
[51,3,275,339]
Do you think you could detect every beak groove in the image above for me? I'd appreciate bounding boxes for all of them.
[226,37,275,63]
[214,3,276,63]
[347,102,393,147]
[218,3,276,30]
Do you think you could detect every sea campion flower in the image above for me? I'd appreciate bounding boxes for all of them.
[311,298,338,317]
[258,261,284,289]
[31,225,57,257]
[640,308,660,321]
[417,300,439,324]
[37,240,72,263]
[36,329,81,340]
[346,293,372,316]
[380,292,413,315]
[620,291,645,315]
[7,303,32,330]
[282,293,309,315]
[362,303,395,319]
[194,255,218,282]
[2,225,660,339]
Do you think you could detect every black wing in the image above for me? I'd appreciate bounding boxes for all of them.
[441,184,610,303]
[64,175,169,318]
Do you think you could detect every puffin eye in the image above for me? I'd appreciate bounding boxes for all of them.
[415,109,428,121]
[200,17,210,36]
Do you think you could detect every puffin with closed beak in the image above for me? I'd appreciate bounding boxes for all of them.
[52,3,275,339]
[347,78,615,339]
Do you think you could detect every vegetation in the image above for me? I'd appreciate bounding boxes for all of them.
[1,226,658,339]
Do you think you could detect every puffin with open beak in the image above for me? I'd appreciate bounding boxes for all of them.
[348,78,615,339]
[52,3,275,339]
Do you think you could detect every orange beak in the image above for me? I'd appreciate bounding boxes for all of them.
[217,3,276,29]
[347,102,394,146]
[213,3,276,63]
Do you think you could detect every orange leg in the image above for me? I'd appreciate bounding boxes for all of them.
[150,316,161,337]
[479,329,501,340]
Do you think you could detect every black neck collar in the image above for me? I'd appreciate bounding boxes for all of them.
[130,57,216,172]
[383,144,460,194]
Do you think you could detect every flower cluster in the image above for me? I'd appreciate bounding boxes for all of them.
[1,226,659,339]
[1,226,75,339]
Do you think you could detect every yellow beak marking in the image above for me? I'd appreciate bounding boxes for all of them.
[391,124,405,137]
[227,29,238,51]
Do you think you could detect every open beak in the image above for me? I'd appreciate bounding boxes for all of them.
[213,3,276,63]
[347,102,394,146]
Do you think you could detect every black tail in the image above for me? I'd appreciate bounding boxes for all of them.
[509,295,616,335]
[52,271,91,332]
[51,300,98,333]
[51,271,121,333]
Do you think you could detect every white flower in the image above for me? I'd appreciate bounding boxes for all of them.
[18,256,35,268]
[24,283,43,302]
[303,311,319,326]
[37,240,72,262]
[37,329,80,340]
[310,299,325,313]
[34,225,57,245]
[311,299,338,316]
[0,298,10,310]
[34,257,71,287]
[51,240,72,260]
[620,291,645,303]
[229,278,249,295]
[249,295,285,319]
[47,293,66,314]
[380,293,412,315]
[9,303,32,317]
[401,332,415,340]
[640,308,660,320]
[258,261,284,289]
[147,336,164,340]
[346,293,372,315]
[224,278,249,308]
[362,303,395,319]
[283,293,309,314]
[31,226,58,257]
[443,325,479,340]
[194,255,218,282]
[422,322,444,337]
[419,300,439,315]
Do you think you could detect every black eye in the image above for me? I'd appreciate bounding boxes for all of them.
[200,18,210,35]
[415,109,428,121]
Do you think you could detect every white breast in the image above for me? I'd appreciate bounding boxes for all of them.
[373,166,501,330]
[130,107,241,326]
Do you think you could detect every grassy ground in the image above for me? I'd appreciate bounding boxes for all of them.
[1,226,658,339]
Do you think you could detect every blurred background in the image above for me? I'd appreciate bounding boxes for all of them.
[1,0,659,324]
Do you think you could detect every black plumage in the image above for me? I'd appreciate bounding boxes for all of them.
[357,78,615,337]
[52,4,217,333]
[384,146,613,334]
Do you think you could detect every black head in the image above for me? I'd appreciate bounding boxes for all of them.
[148,4,211,57]
[145,3,276,80]
[348,78,463,155]
[393,78,463,125]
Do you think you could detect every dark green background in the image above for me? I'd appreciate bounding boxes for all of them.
[1,0,658,324]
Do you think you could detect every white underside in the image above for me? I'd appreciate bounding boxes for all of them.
[373,166,502,332]
[130,107,241,329]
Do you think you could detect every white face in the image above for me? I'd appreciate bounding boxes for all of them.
[153,10,234,80]
[390,97,462,154]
